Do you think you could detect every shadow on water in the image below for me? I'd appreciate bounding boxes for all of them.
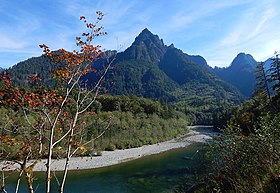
[5,143,210,193]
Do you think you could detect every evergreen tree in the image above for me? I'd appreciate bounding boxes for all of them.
[268,52,280,92]
[255,62,271,102]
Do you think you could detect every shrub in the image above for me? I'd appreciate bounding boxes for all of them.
[105,143,116,151]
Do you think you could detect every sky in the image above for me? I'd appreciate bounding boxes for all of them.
[0,0,280,69]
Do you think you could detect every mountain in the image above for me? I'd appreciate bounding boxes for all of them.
[7,56,55,87]
[84,29,243,100]
[0,67,4,73]
[6,28,245,124]
[82,29,179,101]
[214,53,258,97]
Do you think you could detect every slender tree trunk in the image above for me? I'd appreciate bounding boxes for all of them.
[15,170,23,193]
[59,112,78,193]
[1,171,7,193]
[14,155,36,193]
[46,128,54,193]
[59,128,74,193]
[25,171,34,193]
[46,89,70,193]
[39,127,44,157]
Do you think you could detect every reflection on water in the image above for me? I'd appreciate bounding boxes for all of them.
[5,143,209,193]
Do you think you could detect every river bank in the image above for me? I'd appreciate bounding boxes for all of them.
[1,126,218,172]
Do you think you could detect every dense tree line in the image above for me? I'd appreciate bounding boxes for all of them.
[0,94,189,159]
[86,110,188,151]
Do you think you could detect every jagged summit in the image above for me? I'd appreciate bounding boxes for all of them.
[122,28,166,63]
[139,28,153,35]
[132,28,165,48]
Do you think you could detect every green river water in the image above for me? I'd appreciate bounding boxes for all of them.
[5,141,210,193]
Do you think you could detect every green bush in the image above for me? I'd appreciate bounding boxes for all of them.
[205,113,280,193]
[105,143,116,151]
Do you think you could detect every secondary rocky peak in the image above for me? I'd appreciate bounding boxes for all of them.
[214,52,258,97]
[231,52,257,68]
[168,43,175,49]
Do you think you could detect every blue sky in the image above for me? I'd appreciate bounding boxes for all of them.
[0,0,279,68]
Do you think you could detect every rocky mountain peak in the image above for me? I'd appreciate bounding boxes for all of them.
[122,28,166,63]
[231,52,257,69]
[132,28,165,49]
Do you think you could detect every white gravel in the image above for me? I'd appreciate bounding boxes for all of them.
[1,126,218,171]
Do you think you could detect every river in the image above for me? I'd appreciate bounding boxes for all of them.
[4,128,212,193]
